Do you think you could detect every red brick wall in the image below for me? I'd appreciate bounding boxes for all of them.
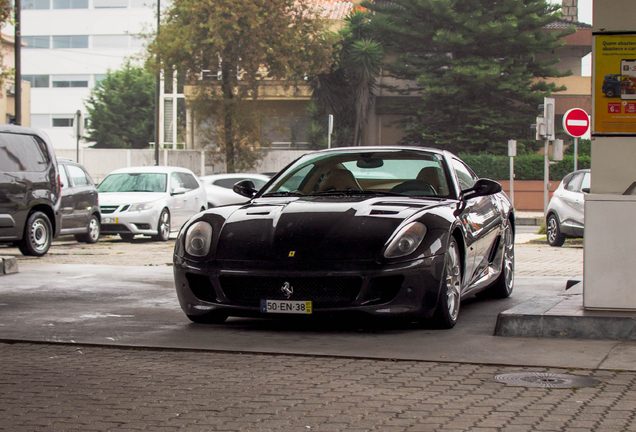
[498,180,559,211]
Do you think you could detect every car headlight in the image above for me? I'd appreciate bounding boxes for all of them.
[185,221,213,257]
[129,202,155,212]
[384,222,427,259]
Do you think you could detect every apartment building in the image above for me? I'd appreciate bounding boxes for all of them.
[17,0,162,149]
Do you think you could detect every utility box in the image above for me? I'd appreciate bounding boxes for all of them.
[584,194,636,310]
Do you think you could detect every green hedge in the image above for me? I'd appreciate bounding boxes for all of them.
[459,154,590,181]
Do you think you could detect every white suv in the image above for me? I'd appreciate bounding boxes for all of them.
[546,169,590,247]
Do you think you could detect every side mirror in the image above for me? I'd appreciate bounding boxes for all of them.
[233,180,257,199]
[171,186,188,196]
[582,187,590,194]
[462,179,502,201]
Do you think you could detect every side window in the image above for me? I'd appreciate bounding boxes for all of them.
[170,172,185,191]
[565,173,583,192]
[0,133,50,172]
[580,173,591,192]
[451,159,477,191]
[178,173,199,190]
[59,165,70,189]
[66,164,91,187]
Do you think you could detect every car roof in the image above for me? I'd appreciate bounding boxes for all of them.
[308,146,448,157]
[200,173,271,180]
[107,166,196,175]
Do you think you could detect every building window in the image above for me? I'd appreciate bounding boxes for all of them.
[94,74,107,85]
[52,117,74,127]
[22,75,50,88]
[22,0,51,9]
[52,35,89,49]
[52,0,88,8]
[51,75,90,88]
[93,0,128,8]
[22,36,51,49]
[261,116,309,145]
[164,98,174,143]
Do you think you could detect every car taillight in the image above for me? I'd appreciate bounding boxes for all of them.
[550,192,554,199]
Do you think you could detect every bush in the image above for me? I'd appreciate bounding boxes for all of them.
[459,153,590,181]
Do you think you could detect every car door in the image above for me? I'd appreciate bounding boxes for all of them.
[451,159,502,288]
[168,172,188,229]
[178,172,203,219]
[58,164,79,229]
[555,172,585,236]
[65,164,97,230]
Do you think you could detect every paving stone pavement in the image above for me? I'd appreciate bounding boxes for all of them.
[0,232,595,431]
[1,343,635,432]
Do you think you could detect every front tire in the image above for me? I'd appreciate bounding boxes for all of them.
[431,237,462,329]
[152,209,170,242]
[547,213,565,247]
[75,214,100,244]
[18,211,53,257]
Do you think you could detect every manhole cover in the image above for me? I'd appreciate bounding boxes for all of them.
[494,373,599,388]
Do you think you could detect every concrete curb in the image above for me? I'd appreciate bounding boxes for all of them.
[495,281,636,340]
[0,257,18,275]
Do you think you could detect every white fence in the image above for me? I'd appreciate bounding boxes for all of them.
[55,148,307,183]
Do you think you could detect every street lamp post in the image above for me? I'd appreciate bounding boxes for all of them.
[154,0,161,166]
[14,0,21,125]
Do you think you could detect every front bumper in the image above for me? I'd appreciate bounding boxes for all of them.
[100,207,161,236]
[174,255,446,321]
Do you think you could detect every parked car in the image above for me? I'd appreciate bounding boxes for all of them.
[97,166,207,241]
[602,74,621,98]
[57,158,101,243]
[199,173,271,207]
[0,125,62,256]
[174,146,515,328]
[546,169,590,247]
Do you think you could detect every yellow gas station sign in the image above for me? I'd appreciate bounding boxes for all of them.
[593,33,636,135]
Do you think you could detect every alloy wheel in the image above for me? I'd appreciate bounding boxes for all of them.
[445,242,461,321]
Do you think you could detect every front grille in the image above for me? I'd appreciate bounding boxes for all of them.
[220,276,362,307]
[100,205,119,214]
[101,224,131,234]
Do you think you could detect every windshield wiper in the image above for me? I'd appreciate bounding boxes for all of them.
[262,191,304,197]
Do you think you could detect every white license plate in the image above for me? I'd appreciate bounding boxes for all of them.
[103,217,118,224]
[260,300,312,314]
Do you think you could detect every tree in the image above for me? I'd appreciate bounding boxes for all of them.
[309,10,384,147]
[84,62,155,149]
[365,0,574,154]
[147,0,334,172]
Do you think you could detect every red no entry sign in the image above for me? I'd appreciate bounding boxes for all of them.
[562,108,590,138]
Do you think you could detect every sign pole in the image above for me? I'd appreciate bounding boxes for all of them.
[327,114,333,149]
[544,138,550,217]
[574,137,578,171]
[508,139,516,208]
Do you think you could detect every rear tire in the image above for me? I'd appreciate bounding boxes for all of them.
[75,214,100,244]
[547,213,565,247]
[431,237,462,329]
[152,209,170,241]
[187,312,228,324]
[18,211,53,257]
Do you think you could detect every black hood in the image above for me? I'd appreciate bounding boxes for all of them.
[216,196,446,262]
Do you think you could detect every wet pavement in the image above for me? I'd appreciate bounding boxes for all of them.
[3,232,636,431]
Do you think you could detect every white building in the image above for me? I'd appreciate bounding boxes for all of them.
[15,0,178,150]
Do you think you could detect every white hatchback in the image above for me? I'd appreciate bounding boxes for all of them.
[98,166,207,241]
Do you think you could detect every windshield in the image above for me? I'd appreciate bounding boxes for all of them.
[261,150,451,198]
[97,173,168,193]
